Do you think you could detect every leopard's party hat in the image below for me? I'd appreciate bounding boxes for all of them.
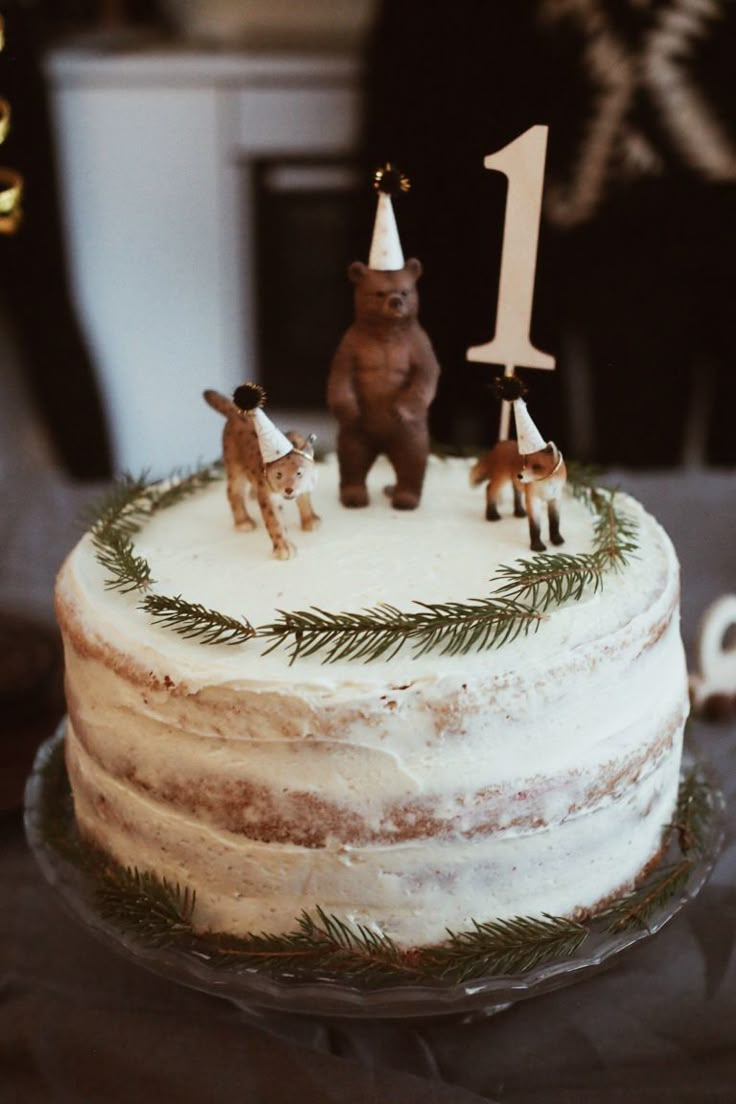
[232,383,293,464]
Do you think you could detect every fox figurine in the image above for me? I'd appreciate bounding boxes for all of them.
[470,439,566,553]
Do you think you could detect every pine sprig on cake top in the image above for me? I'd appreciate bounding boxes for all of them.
[261,479,639,664]
[38,737,718,987]
[591,493,639,570]
[82,471,154,537]
[82,462,639,660]
[91,529,154,593]
[493,552,607,610]
[260,598,545,665]
[140,593,255,646]
[146,463,223,514]
[492,490,638,609]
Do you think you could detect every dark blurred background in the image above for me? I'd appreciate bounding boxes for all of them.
[1,0,735,484]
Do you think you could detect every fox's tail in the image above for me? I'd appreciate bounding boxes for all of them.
[469,455,490,486]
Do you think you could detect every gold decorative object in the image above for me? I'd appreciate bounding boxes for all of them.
[0,16,23,234]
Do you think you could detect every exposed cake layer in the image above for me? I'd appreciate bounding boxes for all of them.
[62,621,685,847]
[66,717,683,946]
[56,457,688,946]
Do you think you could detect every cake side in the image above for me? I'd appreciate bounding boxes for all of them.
[65,719,683,946]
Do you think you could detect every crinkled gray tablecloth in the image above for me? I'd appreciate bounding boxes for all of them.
[2,465,735,1104]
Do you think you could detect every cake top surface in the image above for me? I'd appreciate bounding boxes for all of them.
[57,455,679,692]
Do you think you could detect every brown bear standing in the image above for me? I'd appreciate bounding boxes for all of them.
[327,166,440,510]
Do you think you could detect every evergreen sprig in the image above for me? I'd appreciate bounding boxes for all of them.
[491,488,638,610]
[81,471,153,536]
[493,552,607,610]
[258,481,638,664]
[203,908,419,982]
[259,597,545,665]
[671,768,712,855]
[565,461,604,508]
[147,463,223,513]
[599,861,695,934]
[424,914,590,982]
[599,769,712,933]
[81,463,639,660]
[96,867,197,948]
[140,593,255,646]
[591,493,639,570]
[91,528,154,593]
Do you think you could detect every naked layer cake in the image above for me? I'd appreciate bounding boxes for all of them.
[55,455,688,948]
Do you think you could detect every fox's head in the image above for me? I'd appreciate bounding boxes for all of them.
[518,443,562,484]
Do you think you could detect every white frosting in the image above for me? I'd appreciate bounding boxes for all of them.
[57,456,689,947]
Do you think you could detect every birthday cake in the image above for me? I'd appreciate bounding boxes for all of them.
[54,142,688,953]
[55,453,688,948]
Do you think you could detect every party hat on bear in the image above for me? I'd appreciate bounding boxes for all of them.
[368,164,410,271]
[232,383,293,463]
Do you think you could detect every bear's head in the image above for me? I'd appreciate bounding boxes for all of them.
[348,258,422,327]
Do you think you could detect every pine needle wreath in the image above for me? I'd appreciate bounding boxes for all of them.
[84,462,255,646]
[260,471,639,663]
[82,462,638,660]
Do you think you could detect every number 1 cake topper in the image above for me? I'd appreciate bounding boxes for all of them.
[466,125,555,440]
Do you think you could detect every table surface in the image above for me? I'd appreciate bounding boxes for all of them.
[2,463,735,1104]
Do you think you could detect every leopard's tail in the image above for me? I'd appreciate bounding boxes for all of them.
[203,389,240,419]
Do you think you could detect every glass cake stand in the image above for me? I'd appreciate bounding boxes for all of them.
[25,724,726,1022]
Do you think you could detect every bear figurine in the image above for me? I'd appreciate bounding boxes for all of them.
[327,258,440,510]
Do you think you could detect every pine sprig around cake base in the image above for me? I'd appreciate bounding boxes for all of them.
[203,908,422,982]
[599,862,695,934]
[96,867,197,949]
[599,767,713,933]
[259,598,545,665]
[140,593,256,646]
[39,739,718,988]
[424,914,590,983]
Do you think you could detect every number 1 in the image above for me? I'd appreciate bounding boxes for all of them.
[466,126,555,424]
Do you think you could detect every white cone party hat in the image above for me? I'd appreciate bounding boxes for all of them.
[233,383,292,463]
[513,398,547,454]
[368,164,410,271]
[252,408,292,463]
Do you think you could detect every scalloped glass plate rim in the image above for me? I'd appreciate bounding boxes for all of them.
[25,725,725,1020]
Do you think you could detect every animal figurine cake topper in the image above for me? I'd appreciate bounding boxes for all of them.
[470,375,567,553]
[327,164,440,511]
[204,382,320,560]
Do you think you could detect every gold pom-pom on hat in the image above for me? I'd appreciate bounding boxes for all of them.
[373,163,411,197]
[232,382,266,413]
[232,382,292,463]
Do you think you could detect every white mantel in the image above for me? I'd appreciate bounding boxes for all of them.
[45,46,362,476]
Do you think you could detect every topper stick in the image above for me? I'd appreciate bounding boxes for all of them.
[467,126,555,439]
